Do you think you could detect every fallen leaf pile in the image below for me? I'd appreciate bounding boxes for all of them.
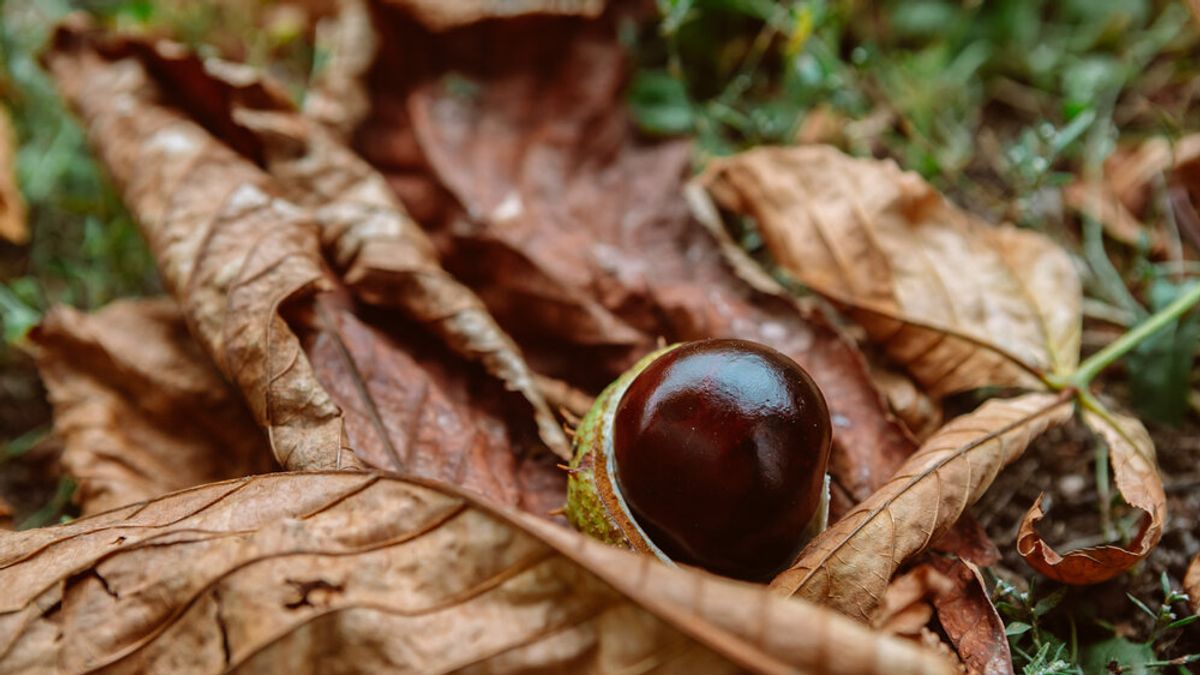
[0,473,952,674]
[0,1,1183,673]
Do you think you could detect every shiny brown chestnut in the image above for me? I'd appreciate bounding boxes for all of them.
[564,338,832,583]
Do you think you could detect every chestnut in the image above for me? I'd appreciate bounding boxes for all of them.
[564,338,832,582]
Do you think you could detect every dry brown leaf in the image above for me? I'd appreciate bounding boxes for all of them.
[45,23,568,512]
[932,515,1001,568]
[353,9,917,501]
[101,33,569,459]
[702,146,1082,398]
[47,26,351,472]
[871,557,1012,675]
[386,0,604,31]
[1017,409,1165,584]
[926,557,1012,675]
[873,566,951,637]
[296,293,566,515]
[0,472,954,675]
[1186,553,1200,616]
[869,364,944,441]
[771,393,1074,621]
[29,299,276,514]
[0,106,27,244]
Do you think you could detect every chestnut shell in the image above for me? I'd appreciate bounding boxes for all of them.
[612,338,831,582]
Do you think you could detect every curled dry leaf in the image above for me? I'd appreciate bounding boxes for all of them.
[771,392,1074,622]
[925,557,1012,675]
[0,473,954,675]
[1017,409,1166,584]
[105,32,569,459]
[29,299,276,514]
[354,8,916,501]
[871,556,1012,675]
[0,106,27,244]
[46,27,350,472]
[44,23,567,511]
[1186,554,1200,616]
[702,146,1082,398]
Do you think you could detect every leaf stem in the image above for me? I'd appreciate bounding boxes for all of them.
[1065,281,1200,388]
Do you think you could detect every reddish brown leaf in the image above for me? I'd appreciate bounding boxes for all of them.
[0,473,954,675]
[29,299,276,514]
[772,393,1074,621]
[872,557,1011,674]
[1017,408,1165,584]
[932,515,1002,568]
[297,293,565,515]
[702,146,1082,398]
[351,8,917,501]
[926,557,1013,675]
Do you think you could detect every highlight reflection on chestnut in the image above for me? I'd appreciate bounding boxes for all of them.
[610,339,832,582]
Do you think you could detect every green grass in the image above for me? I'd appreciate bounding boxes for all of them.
[0,0,158,343]
[995,573,1198,673]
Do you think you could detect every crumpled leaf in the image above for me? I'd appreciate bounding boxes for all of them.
[0,473,954,675]
[1017,409,1166,584]
[297,293,566,515]
[702,146,1082,398]
[98,31,569,459]
[387,0,604,31]
[1186,553,1200,616]
[771,393,1075,621]
[0,106,26,244]
[46,26,350,472]
[872,566,948,637]
[925,557,1012,675]
[870,556,1011,675]
[353,8,917,501]
[44,23,566,511]
[28,298,276,514]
